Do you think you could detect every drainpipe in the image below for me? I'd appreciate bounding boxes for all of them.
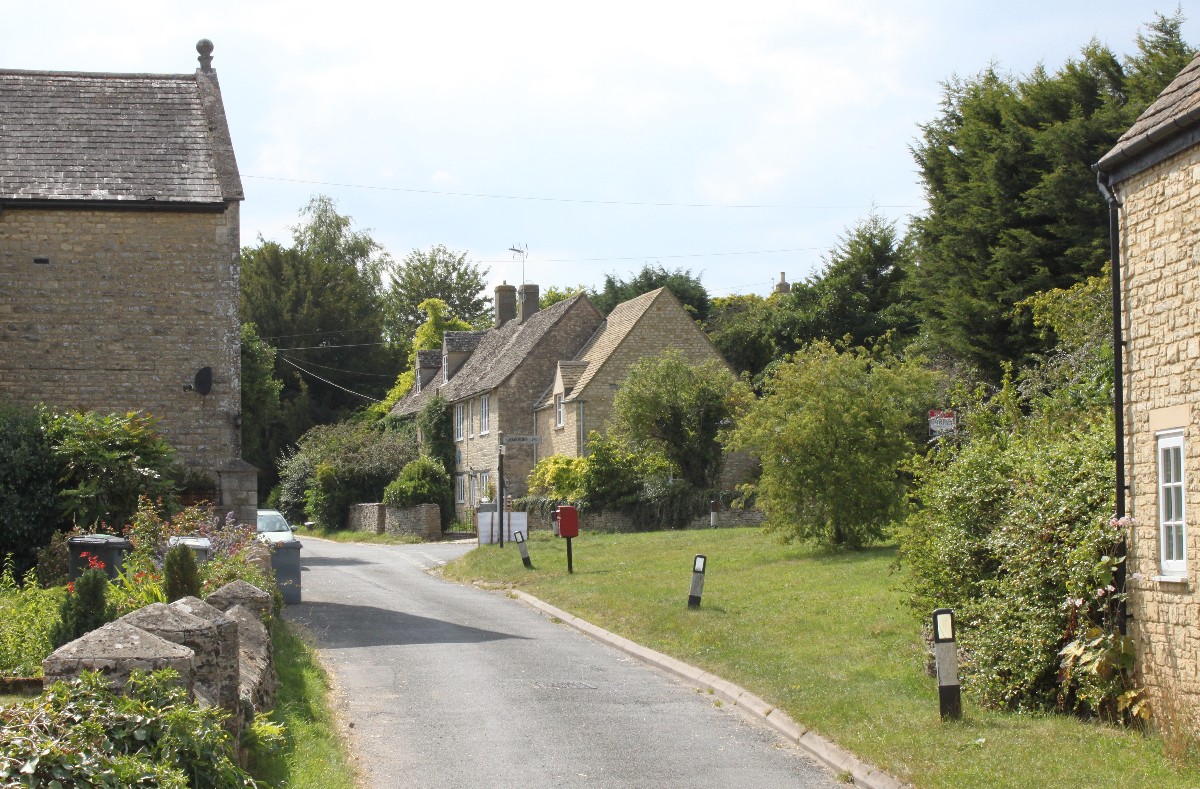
[1097,168,1127,635]
[1096,169,1126,519]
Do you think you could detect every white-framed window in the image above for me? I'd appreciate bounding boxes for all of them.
[454,402,465,441]
[478,471,490,501]
[479,394,491,434]
[455,474,467,504]
[443,354,449,383]
[468,400,474,438]
[555,394,565,427]
[1158,431,1187,576]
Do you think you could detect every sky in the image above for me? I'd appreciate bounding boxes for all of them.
[4,1,1195,299]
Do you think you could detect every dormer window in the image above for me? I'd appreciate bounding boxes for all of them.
[443,354,449,383]
[555,394,565,427]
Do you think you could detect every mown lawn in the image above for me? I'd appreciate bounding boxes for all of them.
[442,528,1200,789]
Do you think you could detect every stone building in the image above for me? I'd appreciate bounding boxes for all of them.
[532,287,730,458]
[390,284,733,520]
[0,41,255,521]
[1096,53,1200,720]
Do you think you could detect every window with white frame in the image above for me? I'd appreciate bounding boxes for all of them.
[478,471,490,501]
[454,402,465,441]
[479,394,491,434]
[456,474,467,504]
[468,400,474,438]
[1158,431,1187,576]
[443,354,449,383]
[555,394,565,427]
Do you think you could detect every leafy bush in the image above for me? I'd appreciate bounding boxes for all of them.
[164,544,201,602]
[276,420,419,530]
[729,341,939,547]
[41,407,178,531]
[0,669,258,787]
[383,455,450,508]
[415,394,455,527]
[0,557,62,676]
[0,400,61,574]
[897,378,1134,716]
[526,455,587,500]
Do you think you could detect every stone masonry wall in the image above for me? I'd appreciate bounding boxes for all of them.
[0,206,242,479]
[1118,142,1200,721]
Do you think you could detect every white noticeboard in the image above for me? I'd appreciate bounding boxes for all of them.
[475,509,527,545]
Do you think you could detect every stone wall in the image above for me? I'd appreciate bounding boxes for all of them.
[348,502,441,539]
[0,205,243,484]
[1117,141,1200,718]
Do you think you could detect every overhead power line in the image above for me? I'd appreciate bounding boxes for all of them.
[278,356,382,402]
[480,245,827,265]
[275,352,400,379]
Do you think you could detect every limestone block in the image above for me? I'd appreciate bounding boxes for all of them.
[42,620,195,695]
[223,604,277,711]
[207,578,273,619]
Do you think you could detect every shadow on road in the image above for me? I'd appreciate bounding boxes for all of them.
[285,601,530,648]
[300,556,374,568]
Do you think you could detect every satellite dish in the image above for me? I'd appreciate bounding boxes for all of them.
[193,367,213,396]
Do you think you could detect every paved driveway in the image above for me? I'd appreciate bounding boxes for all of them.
[285,537,840,789]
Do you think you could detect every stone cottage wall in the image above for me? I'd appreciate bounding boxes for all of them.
[0,206,242,481]
[1118,141,1200,719]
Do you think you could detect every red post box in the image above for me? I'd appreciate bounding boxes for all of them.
[555,505,579,538]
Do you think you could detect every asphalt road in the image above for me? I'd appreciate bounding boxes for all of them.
[285,537,841,789]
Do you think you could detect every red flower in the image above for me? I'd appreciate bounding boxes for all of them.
[66,582,75,594]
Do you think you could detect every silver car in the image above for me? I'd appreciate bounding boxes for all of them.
[255,509,299,544]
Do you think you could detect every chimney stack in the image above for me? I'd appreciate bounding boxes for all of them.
[495,282,517,327]
[774,272,791,295]
[519,284,540,323]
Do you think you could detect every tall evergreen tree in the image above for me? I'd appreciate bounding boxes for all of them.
[910,14,1193,379]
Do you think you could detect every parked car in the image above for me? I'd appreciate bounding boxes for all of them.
[255,509,299,544]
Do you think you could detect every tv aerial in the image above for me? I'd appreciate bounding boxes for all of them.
[508,244,528,301]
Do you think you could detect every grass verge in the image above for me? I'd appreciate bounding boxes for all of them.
[296,528,474,546]
[442,527,1200,789]
[247,619,357,789]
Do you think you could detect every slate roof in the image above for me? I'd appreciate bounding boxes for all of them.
[391,293,592,417]
[444,331,488,353]
[0,57,242,206]
[416,350,442,369]
[536,288,663,408]
[1097,52,1200,181]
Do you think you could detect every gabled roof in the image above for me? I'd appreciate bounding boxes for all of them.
[0,46,242,207]
[390,292,593,416]
[535,287,663,408]
[1098,53,1200,183]
[416,350,441,368]
[444,331,487,353]
[555,360,591,397]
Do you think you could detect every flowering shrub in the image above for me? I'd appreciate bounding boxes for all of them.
[118,498,273,608]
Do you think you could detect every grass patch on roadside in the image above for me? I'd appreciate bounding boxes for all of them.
[443,528,1200,789]
[247,619,356,789]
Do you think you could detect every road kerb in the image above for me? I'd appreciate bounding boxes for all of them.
[509,589,912,789]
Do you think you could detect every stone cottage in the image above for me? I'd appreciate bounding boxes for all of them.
[1096,52,1200,720]
[533,287,731,458]
[0,40,255,520]
[390,284,733,520]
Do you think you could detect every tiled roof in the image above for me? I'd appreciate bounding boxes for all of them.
[416,350,441,369]
[443,331,487,353]
[1098,53,1200,178]
[534,288,663,408]
[557,361,590,397]
[0,66,242,204]
[390,293,590,416]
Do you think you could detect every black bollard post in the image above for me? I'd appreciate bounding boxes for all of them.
[688,554,707,609]
[932,608,961,720]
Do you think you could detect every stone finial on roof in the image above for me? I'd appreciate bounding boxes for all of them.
[197,39,214,72]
